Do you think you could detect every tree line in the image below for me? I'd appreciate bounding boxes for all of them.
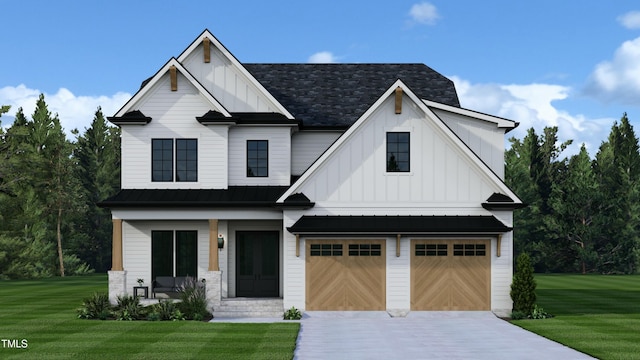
[507,113,640,274]
[0,95,120,279]
[0,96,637,278]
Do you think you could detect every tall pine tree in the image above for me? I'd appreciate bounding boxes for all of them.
[72,107,121,272]
[593,114,640,274]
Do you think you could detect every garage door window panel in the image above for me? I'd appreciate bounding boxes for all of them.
[348,243,382,256]
[310,243,343,256]
[453,243,486,256]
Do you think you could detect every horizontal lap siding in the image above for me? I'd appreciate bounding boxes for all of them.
[283,214,305,309]
[121,73,228,189]
[228,127,291,186]
[491,211,514,315]
[386,238,410,310]
[123,221,210,296]
[291,131,342,176]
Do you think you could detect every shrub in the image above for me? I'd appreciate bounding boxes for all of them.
[283,306,302,320]
[171,309,185,321]
[178,277,210,320]
[511,253,536,315]
[150,299,178,321]
[530,304,553,319]
[77,292,111,320]
[509,310,528,320]
[114,294,144,321]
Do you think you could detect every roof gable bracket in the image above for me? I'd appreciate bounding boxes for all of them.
[170,65,178,91]
[395,86,403,114]
[203,38,211,63]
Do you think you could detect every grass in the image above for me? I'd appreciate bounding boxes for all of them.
[512,274,640,360]
[0,275,299,359]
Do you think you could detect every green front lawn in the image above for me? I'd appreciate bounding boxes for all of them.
[513,274,640,360]
[0,275,299,359]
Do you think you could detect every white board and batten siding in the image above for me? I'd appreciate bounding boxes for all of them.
[121,72,229,189]
[293,95,501,209]
[433,108,506,178]
[281,93,514,313]
[180,42,281,114]
[121,220,211,295]
[228,127,291,186]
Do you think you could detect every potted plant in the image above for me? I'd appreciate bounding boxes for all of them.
[137,278,144,287]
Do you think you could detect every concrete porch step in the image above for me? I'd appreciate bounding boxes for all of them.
[214,298,284,318]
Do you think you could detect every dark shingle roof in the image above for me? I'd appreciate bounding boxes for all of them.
[287,215,511,235]
[245,64,459,128]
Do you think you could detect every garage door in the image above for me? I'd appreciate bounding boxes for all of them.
[306,239,386,310]
[411,239,490,310]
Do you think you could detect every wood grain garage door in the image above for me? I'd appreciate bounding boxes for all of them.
[306,239,386,310]
[411,239,490,310]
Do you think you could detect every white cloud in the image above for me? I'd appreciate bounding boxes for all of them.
[307,51,338,63]
[451,76,614,156]
[0,84,131,137]
[408,2,439,25]
[584,36,640,104]
[618,11,640,29]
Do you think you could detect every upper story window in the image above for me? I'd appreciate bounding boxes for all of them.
[176,139,198,182]
[152,139,173,182]
[247,140,268,177]
[386,132,410,172]
[152,138,198,182]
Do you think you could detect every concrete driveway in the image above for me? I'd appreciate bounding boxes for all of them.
[294,311,595,360]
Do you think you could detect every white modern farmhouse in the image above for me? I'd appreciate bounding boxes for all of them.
[100,29,524,317]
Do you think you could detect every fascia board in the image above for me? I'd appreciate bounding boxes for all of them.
[422,99,517,129]
[416,94,523,204]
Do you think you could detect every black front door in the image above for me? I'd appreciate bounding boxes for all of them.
[236,231,279,297]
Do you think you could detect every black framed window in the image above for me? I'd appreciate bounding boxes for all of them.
[151,231,173,279]
[152,139,173,181]
[386,132,410,172]
[151,230,197,280]
[247,140,268,177]
[176,139,198,182]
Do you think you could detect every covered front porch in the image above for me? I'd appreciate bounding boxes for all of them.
[107,216,286,317]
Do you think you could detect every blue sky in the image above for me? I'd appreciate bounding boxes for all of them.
[2,0,640,156]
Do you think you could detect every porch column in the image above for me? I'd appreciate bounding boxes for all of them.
[112,219,123,271]
[108,218,125,304]
[208,219,219,271]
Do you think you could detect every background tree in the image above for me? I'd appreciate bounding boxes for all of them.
[592,114,640,274]
[72,107,121,272]
[507,127,572,271]
[546,144,598,273]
